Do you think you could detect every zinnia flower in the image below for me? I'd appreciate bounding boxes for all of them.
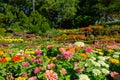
[110,71,120,78]
[16,77,26,80]
[47,45,54,49]
[101,68,109,75]
[79,74,90,80]
[0,56,6,63]
[75,68,84,73]
[74,41,85,47]
[84,47,93,53]
[28,76,37,80]
[47,63,56,69]
[30,58,36,63]
[22,62,29,67]
[92,61,101,67]
[60,68,67,75]
[12,55,22,62]
[36,59,42,64]
[109,58,119,64]
[45,70,58,80]
[35,50,42,57]
[34,67,42,74]
[92,69,101,76]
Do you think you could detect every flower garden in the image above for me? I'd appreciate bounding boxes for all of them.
[0,0,120,79]
[0,25,120,80]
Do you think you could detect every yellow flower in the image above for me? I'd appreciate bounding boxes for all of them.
[108,49,114,52]
[96,49,102,52]
[45,56,51,63]
[30,51,35,54]
[15,77,27,80]
[109,58,119,64]
[98,52,104,55]
[52,57,56,60]
[0,51,4,55]
[24,51,30,54]
[5,57,11,61]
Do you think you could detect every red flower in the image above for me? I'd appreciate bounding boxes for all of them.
[12,55,22,62]
[75,68,84,73]
[0,56,6,63]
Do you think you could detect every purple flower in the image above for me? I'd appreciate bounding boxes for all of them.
[56,55,62,59]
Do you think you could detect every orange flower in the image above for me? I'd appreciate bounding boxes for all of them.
[69,48,75,53]
[0,56,6,63]
[79,54,88,60]
[12,55,22,62]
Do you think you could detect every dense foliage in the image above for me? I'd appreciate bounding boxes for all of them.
[0,0,120,33]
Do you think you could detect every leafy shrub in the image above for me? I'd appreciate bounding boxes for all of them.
[103,20,120,26]
[40,22,51,33]
[43,28,62,37]
[0,28,6,36]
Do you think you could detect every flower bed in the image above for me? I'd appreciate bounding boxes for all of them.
[0,41,120,80]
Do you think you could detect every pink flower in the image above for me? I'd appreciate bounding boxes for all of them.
[104,41,108,44]
[110,71,120,78]
[47,63,56,69]
[26,46,33,49]
[35,46,40,49]
[59,48,65,52]
[22,62,29,67]
[30,58,36,63]
[62,51,74,59]
[66,43,73,48]
[74,62,79,67]
[109,41,115,44]
[60,68,67,75]
[34,67,42,74]
[22,73,28,78]
[23,54,29,58]
[75,68,84,73]
[59,47,74,59]
[84,47,93,53]
[47,45,54,49]
[56,55,62,59]
[28,76,37,80]
[36,59,42,64]
[35,50,42,55]
[45,70,58,80]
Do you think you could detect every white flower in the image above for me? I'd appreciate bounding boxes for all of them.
[85,63,88,67]
[91,57,96,60]
[92,69,101,76]
[74,41,85,47]
[113,55,119,58]
[101,68,110,75]
[98,56,106,61]
[98,60,109,68]
[79,74,90,80]
[114,52,120,55]
[104,56,111,59]
[93,50,98,53]
[92,61,101,67]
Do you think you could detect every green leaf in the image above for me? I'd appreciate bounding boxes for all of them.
[0,76,5,80]
[65,75,70,80]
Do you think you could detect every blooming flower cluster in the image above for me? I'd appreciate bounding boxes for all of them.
[0,41,120,80]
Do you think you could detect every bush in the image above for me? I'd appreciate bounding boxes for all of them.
[0,28,6,36]
[40,22,51,33]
